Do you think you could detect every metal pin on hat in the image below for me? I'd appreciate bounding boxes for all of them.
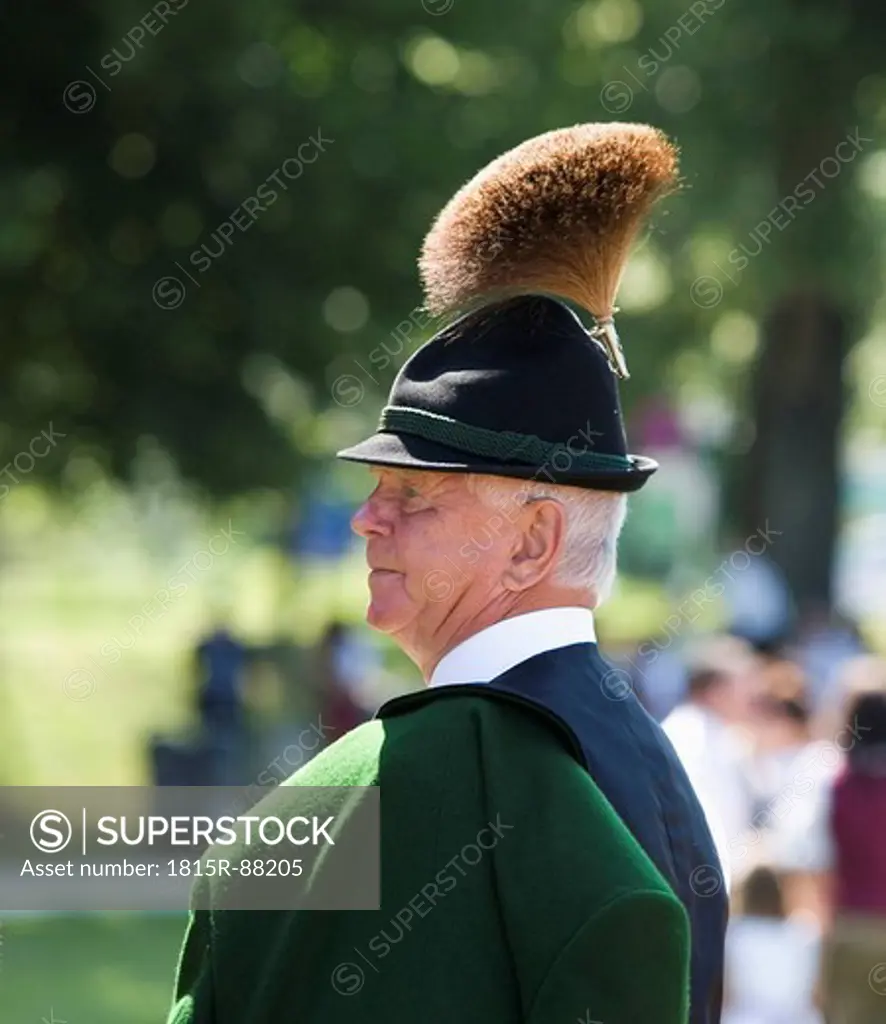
[589,308,630,380]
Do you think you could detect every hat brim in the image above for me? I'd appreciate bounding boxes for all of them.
[336,431,657,493]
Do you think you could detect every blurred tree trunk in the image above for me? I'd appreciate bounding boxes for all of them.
[739,3,872,615]
[744,292,848,613]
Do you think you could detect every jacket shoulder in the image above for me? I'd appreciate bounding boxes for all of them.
[282,718,386,787]
[377,691,678,886]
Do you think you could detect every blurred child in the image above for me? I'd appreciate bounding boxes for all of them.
[723,865,822,1024]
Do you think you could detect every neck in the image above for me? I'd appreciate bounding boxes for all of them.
[408,585,593,682]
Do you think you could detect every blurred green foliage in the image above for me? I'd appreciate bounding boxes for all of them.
[3,0,886,611]
[1,0,883,497]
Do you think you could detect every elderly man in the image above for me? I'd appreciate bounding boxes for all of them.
[167,123,722,1024]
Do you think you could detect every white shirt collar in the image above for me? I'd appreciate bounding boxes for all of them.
[429,607,596,688]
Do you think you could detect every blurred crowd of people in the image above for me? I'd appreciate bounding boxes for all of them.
[617,617,886,1024]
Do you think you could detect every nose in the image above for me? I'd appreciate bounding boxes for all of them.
[351,495,390,539]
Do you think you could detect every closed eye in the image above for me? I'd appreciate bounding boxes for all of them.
[402,486,432,512]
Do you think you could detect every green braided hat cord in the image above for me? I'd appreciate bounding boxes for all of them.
[378,405,633,472]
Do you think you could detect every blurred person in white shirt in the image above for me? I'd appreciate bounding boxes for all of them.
[663,635,761,888]
[723,865,823,1024]
[748,660,837,923]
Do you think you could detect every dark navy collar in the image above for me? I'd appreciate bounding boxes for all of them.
[375,643,596,770]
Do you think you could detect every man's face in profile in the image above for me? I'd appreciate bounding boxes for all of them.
[350,467,514,656]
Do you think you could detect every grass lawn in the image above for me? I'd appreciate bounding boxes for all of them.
[1,913,187,1023]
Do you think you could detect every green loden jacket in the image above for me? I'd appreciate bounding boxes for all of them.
[167,690,690,1024]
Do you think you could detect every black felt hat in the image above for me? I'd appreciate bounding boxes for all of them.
[337,123,679,493]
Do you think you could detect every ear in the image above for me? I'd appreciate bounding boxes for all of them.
[502,498,567,591]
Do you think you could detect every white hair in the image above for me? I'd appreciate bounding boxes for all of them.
[465,473,628,604]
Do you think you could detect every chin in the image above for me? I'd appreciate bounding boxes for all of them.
[365,575,412,634]
[365,599,412,636]
[365,599,393,632]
